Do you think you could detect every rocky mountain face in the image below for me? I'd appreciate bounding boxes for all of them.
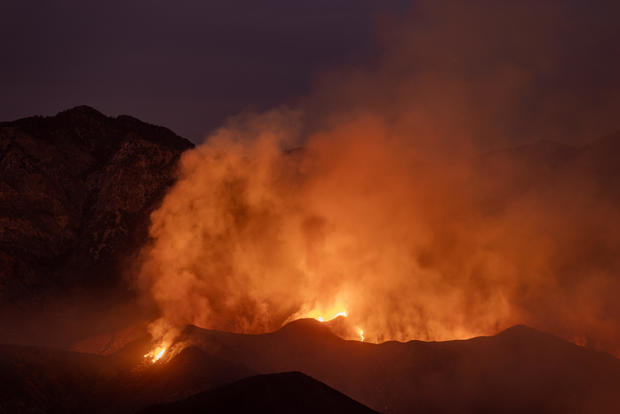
[0,106,194,303]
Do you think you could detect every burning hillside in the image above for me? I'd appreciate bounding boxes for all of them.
[137,1,620,357]
[3,1,620,413]
[6,320,620,413]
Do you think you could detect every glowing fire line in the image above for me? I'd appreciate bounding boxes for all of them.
[305,309,366,342]
[315,311,347,323]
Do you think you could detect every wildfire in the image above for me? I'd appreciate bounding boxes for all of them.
[300,307,366,342]
[299,306,349,323]
[315,311,347,322]
[144,345,167,363]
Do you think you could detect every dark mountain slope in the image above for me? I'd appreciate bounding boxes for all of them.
[477,133,620,206]
[0,344,118,413]
[179,320,620,413]
[1,322,619,413]
[0,106,193,302]
[0,343,254,413]
[141,372,379,414]
[120,346,257,409]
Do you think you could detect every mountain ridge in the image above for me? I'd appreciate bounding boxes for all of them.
[0,105,193,303]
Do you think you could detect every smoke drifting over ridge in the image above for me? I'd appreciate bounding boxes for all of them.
[137,1,620,353]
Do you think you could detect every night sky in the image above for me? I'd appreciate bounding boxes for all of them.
[1,0,409,142]
[1,1,619,143]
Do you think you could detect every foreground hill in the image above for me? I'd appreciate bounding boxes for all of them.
[0,342,255,413]
[1,322,619,413]
[0,106,193,302]
[178,320,620,413]
[141,372,379,414]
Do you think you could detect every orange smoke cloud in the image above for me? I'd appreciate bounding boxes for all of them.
[137,1,620,354]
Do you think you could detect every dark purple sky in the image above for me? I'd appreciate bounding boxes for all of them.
[2,1,619,144]
[0,0,409,142]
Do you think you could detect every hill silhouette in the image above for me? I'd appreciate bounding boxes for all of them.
[2,322,620,413]
[141,372,379,414]
[177,320,620,413]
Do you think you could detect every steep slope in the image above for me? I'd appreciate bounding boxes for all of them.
[141,372,379,414]
[0,106,193,303]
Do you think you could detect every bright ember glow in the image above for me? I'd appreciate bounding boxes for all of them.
[359,329,365,342]
[299,307,348,323]
[315,311,347,322]
[144,346,167,363]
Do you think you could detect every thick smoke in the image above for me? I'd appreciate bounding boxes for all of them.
[138,1,620,354]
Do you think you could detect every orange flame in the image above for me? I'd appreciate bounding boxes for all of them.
[294,305,349,324]
[315,311,347,322]
[144,345,167,363]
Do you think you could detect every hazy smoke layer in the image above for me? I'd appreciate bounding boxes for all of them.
[138,1,620,353]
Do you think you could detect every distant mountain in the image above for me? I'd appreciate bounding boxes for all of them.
[0,106,193,302]
[1,321,619,413]
[140,372,379,414]
[478,133,620,205]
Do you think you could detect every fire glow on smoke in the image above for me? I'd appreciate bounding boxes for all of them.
[304,309,365,342]
[144,309,365,363]
[136,1,620,357]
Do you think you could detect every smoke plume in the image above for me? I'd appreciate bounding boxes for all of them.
[137,1,620,354]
